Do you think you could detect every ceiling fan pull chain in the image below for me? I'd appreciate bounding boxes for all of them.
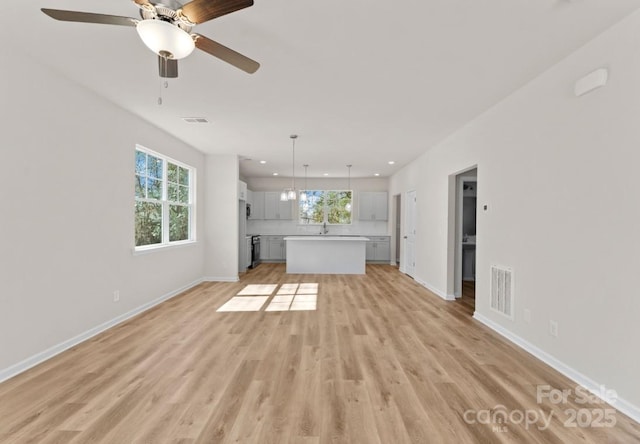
[158,77,169,106]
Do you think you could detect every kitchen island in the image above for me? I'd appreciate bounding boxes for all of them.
[284,236,369,274]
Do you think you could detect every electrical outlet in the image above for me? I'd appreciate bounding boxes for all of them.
[524,309,532,324]
[113,290,120,302]
[549,320,558,337]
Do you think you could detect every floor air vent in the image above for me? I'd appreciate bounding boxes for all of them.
[490,265,513,318]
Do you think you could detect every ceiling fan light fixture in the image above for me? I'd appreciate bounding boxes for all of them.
[136,19,195,59]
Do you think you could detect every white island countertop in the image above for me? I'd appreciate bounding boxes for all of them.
[284,236,370,274]
[284,236,370,242]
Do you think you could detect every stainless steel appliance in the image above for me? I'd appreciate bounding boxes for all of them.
[250,235,261,268]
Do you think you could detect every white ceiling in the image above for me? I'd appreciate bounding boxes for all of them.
[8,0,640,178]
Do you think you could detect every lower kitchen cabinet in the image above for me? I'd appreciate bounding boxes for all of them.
[261,235,286,261]
[366,236,390,262]
[259,235,389,263]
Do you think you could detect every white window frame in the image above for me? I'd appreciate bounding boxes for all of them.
[135,144,197,252]
[298,189,353,225]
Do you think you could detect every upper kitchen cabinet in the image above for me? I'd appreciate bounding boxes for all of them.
[264,192,294,220]
[249,191,265,220]
[238,181,248,201]
[358,191,388,221]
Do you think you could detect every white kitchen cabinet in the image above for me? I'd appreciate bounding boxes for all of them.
[264,192,294,220]
[262,235,286,261]
[238,181,248,201]
[249,191,265,220]
[366,236,390,262]
[358,192,388,221]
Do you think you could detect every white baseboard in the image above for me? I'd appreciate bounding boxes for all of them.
[414,277,456,301]
[0,278,204,384]
[203,276,239,282]
[473,312,640,424]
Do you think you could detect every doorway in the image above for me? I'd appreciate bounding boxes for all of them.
[404,190,417,278]
[394,194,402,267]
[453,169,477,309]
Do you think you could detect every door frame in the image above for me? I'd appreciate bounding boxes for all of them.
[403,189,417,278]
[447,166,478,298]
[392,193,402,267]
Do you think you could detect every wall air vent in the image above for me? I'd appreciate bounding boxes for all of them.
[490,265,514,319]
[182,117,210,124]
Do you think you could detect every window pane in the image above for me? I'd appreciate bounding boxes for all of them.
[169,205,189,242]
[135,175,146,198]
[148,178,163,200]
[178,185,189,204]
[148,155,163,178]
[135,151,147,175]
[168,183,179,202]
[299,190,324,224]
[179,166,189,186]
[327,190,352,224]
[168,162,178,183]
[135,202,162,246]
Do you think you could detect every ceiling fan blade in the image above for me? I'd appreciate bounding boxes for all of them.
[159,56,179,78]
[41,9,136,26]
[194,34,259,74]
[179,0,253,24]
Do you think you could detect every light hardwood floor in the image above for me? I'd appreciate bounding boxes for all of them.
[1,264,638,443]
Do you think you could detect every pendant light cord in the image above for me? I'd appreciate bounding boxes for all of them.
[291,136,296,191]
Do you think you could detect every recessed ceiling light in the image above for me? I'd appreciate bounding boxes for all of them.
[273,172,279,176]
[374,173,380,177]
[259,160,267,164]
[323,173,329,176]
[388,161,395,165]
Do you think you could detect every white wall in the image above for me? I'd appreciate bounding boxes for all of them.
[390,11,640,412]
[0,50,205,376]
[246,177,390,235]
[203,154,240,280]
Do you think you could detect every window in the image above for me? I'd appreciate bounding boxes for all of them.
[135,146,195,249]
[299,190,352,225]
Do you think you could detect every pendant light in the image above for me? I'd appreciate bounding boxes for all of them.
[345,164,352,212]
[280,134,298,201]
[300,164,309,202]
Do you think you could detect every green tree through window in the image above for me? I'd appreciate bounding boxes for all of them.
[299,190,352,225]
[135,146,195,248]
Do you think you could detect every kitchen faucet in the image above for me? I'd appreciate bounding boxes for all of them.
[321,222,329,235]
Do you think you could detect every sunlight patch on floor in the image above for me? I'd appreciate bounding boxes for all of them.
[265,284,318,312]
[217,283,319,313]
[236,284,279,295]
[216,296,269,312]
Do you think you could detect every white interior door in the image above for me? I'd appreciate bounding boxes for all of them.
[404,190,417,277]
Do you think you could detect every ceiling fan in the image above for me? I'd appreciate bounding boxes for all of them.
[41,0,260,78]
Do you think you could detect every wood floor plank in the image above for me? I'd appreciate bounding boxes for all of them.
[0,264,638,443]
